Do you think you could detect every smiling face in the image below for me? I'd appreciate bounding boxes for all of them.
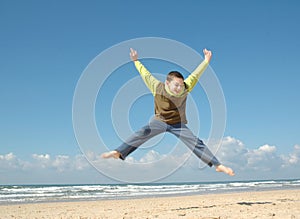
[165,71,185,95]
[166,76,185,95]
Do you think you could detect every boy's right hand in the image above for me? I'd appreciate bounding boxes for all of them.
[203,48,212,63]
[130,48,138,61]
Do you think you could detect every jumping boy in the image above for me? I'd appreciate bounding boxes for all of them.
[101,48,234,176]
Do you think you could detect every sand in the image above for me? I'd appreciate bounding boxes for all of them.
[0,189,299,219]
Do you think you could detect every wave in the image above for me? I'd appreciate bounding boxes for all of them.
[1,179,300,204]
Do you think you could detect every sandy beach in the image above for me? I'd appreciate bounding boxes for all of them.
[0,189,299,219]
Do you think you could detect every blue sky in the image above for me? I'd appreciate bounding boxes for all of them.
[0,0,300,184]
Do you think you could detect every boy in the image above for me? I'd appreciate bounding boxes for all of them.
[102,48,234,176]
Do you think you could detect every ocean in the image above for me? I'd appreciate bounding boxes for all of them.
[1,179,300,204]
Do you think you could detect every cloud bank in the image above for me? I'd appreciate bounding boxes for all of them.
[1,136,299,184]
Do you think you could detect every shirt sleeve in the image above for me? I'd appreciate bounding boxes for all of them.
[184,60,209,92]
[134,60,160,96]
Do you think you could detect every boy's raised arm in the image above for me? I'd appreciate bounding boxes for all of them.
[184,48,212,92]
[129,48,160,96]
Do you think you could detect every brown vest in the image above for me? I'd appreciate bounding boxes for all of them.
[154,82,188,124]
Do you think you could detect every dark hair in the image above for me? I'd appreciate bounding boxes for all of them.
[166,71,184,82]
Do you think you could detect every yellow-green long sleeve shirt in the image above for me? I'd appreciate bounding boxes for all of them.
[133,59,209,124]
[134,60,209,96]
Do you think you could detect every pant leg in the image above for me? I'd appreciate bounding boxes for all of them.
[115,118,167,160]
[168,123,221,167]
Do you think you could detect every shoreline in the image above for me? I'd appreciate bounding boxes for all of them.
[1,189,299,218]
[2,178,299,205]
[1,186,300,206]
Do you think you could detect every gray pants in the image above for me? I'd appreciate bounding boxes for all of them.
[116,118,221,167]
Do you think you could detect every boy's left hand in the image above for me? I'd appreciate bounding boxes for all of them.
[203,48,212,63]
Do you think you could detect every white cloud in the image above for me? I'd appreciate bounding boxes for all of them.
[245,144,281,171]
[73,154,90,170]
[215,138,300,174]
[52,155,71,172]
[32,154,51,160]
[215,136,248,166]
[0,138,300,183]
[30,153,91,172]
[281,144,300,167]
[258,144,276,153]
[0,153,16,161]
[0,152,28,170]
[139,150,163,163]
[32,154,51,168]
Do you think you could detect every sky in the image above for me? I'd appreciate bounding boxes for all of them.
[0,0,300,184]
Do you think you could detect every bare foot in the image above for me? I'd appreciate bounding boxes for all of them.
[216,164,235,176]
[101,151,120,159]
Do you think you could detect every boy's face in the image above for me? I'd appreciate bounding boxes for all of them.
[166,77,185,95]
